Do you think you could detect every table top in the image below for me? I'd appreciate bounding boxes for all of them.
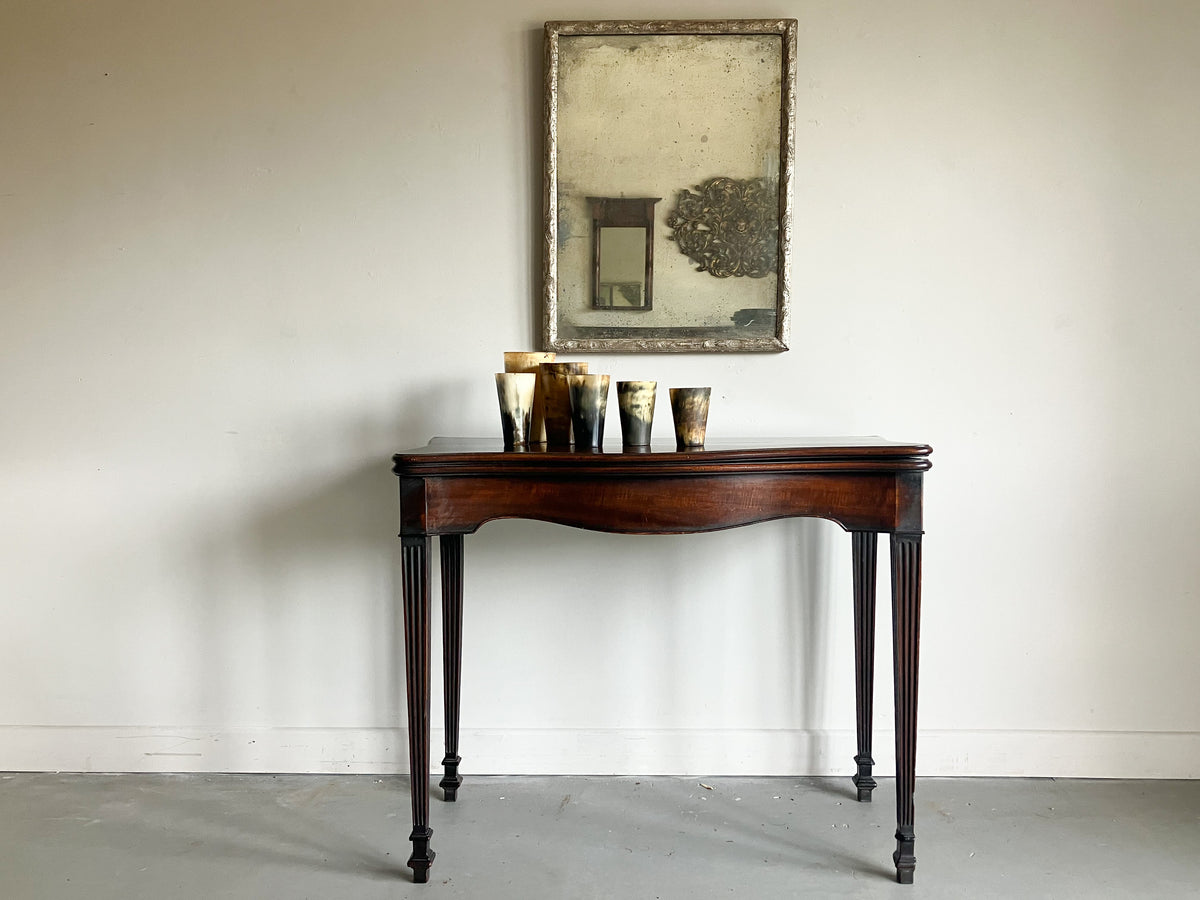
[393,437,933,477]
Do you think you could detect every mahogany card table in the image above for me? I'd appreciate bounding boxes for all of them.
[392,437,932,884]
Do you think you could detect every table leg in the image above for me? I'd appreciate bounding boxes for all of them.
[851,531,878,802]
[439,535,464,801]
[890,532,922,884]
[401,534,435,883]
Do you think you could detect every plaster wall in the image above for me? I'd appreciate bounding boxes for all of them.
[2,0,1198,776]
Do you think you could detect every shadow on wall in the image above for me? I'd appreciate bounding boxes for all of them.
[443,511,845,766]
[642,516,835,737]
[181,380,852,772]
[787,518,834,759]
[184,385,465,769]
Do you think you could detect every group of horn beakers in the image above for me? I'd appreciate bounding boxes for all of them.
[496,352,710,451]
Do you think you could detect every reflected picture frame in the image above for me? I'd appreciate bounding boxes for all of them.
[543,19,797,353]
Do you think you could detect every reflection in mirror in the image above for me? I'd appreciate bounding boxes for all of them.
[544,20,796,352]
[596,228,647,308]
[588,196,659,311]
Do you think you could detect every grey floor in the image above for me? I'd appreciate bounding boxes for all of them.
[2,774,1197,899]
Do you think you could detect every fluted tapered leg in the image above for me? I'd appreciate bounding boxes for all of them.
[851,531,878,802]
[890,532,922,884]
[439,534,464,801]
[401,535,435,883]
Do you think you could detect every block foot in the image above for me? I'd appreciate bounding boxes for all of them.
[440,754,462,802]
[408,826,435,884]
[893,829,915,884]
[852,754,876,802]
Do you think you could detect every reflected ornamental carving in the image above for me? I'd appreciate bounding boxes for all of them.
[666,176,778,278]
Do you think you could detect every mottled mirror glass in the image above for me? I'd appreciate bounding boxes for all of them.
[544,20,796,352]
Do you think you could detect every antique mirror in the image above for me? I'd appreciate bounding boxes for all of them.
[544,19,796,352]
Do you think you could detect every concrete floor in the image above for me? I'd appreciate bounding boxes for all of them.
[2,774,1197,899]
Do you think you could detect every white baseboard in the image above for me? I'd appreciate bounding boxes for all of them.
[2,726,1197,778]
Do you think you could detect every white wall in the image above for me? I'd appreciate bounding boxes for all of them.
[2,0,1198,777]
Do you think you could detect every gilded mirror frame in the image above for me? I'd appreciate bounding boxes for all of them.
[543,19,797,353]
